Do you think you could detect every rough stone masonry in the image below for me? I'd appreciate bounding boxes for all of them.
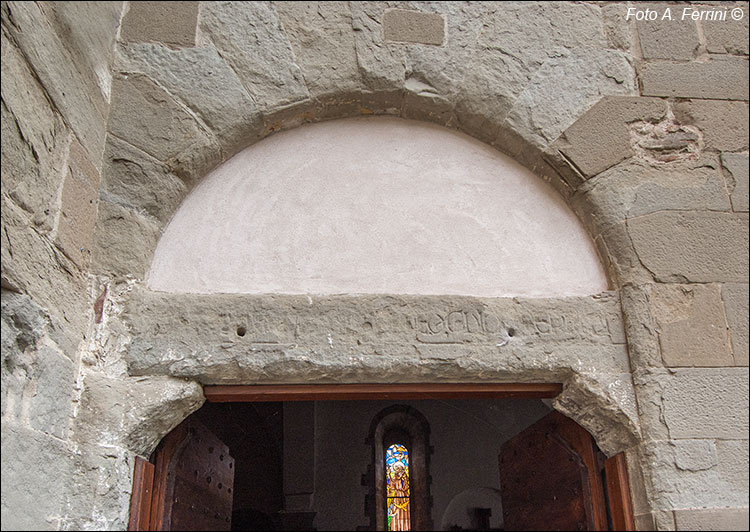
[1,2,748,530]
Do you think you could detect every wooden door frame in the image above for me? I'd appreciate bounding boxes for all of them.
[129,382,635,531]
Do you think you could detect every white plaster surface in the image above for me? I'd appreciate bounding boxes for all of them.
[148,117,608,297]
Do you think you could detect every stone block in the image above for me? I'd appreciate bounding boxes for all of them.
[702,12,749,55]
[116,43,263,158]
[1,291,47,421]
[1,31,69,234]
[100,136,188,224]
[628,211,749,283]
[107,74,211,164]
[602,3,635,51]
[27,343,75,439]
[73,372,204,456]
[1,195,89,357]
[552,96,668,179]
[276,2,362,98]
[350,2,407,92]
[643,438,747,510]
[1,422,73,530]
[674,508,750,531]
[401,2,490,102]
[722,283,749,365]
[661,367,749,439]
[121,1,198,47]
[199,2,309,112]
[1,2,108,161]
[55,138,101,269]
[716,439,749,496]
[474,1,606,74]
[505,49,636,148]
[721,153,749,212]
[59,443,135,531]
[574,156,731,235]
[40,1,122,117]
[600,221,656,286]
[674,100,749,153]
[650,284,733,367]
[91,199,162,279]
[640,57,750,100]
[636,5,700,60]
[383,8,444,45]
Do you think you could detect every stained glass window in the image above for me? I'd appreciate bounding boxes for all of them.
[386,443,411,531]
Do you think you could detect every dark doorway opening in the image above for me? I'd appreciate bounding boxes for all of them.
[129,384,634,531]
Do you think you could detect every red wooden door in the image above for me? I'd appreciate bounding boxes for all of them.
[498,411,608,531]
[147,417,235,531]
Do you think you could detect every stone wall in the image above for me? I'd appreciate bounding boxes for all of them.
[1,2,748,530]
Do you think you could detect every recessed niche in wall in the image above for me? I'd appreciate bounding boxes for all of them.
[148,117,608,297]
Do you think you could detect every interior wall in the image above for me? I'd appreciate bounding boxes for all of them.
[310,399,552,531]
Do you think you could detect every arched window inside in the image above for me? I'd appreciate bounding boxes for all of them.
[385,443,411,531]
[366,406,432,531]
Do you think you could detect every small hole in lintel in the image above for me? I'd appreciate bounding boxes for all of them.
[507,328,516,337]
[236,326,246,337]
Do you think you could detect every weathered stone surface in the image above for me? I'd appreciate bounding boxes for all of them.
[650,284,733,367]
[702,12,749,55]
[602,3,635,51]
[74,371,204,456]
[1,195,89,356]
[55,138,101,269]
[402,2,490,103]
[716,439,750,498]
[100,136,188,225]
[456,1,606,143]
[600,221,656,286]
[116,43,263,158]
[1,32,69,234]
[620,285,662,369]
[551,96,667,179]
[107,74,214,164]
[628,211,749,283]
[200,2,310,112]
[1,423,73,530]
[26,343,75,439]
[121,1,198,47]
[349,2,407,93]
[383,8,444,45]
[506,49,636,148]
[40,1,123,115]
[574,157,731,236]
[1,291,48,421]
[1,2,109,160]
[674,508,750,531]
[722,283,749,366]
[121,288,629,382]
[642,438,747,510]
[641,57,750,100]
[661,367,749,439]
[721,153,749,212]
[553,372,640,456]
[59,444,134,531]
[630,118,702,164]
[673,100,749,153]
[91,199,162,279]
[636,5,700,60]
[276,2,361,99]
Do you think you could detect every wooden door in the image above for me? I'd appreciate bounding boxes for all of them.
[498,411,608,531]
[129,417,235,531]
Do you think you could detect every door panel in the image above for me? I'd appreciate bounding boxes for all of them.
[150,417,235,531]
[498,411,607,531]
